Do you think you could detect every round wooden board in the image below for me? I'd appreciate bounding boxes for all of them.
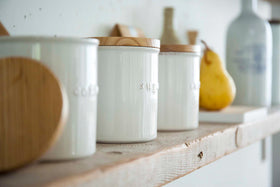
[0,57,68,172]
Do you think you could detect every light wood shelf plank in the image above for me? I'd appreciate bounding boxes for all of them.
[1,110,280,187]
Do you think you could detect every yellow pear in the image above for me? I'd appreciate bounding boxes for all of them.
[200,41,236,110]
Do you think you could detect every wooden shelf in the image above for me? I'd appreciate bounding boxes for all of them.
[1,109,280,187]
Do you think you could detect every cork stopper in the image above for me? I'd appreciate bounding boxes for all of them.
[187,30,198,45]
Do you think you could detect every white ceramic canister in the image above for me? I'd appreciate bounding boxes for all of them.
[158,45,201,131]
[95,37,160,143]
[269,20,280,105]
[0,36,99,159]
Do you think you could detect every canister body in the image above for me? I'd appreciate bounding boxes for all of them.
[0,36,99,159]
[97,46,159,143]
[158,52,200,131]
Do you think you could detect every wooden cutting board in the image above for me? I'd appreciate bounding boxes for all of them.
[0,57,68,172]
[199,106,267,123]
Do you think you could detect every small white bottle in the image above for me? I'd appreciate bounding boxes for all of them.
[226,0,272,106]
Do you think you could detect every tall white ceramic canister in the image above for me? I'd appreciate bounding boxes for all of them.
[0,36,99,159]
[158,45,201,131]
[95,37,160,143]
[269,20,280,105]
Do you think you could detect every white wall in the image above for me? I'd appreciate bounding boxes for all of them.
[0,0,271,62]
[271,2,280,19]
[0,0,274,186]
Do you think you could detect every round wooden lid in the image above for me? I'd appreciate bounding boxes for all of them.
[93,37,160,49]
[0,57,68,172]
[160,44,201,53]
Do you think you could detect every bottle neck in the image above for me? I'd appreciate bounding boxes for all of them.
[163,8,174,31]
[241,0,257,13]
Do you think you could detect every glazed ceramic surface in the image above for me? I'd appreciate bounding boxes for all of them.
[97,46,159,143]
[158,52,200,131]
[0,36,99,159]
[226,0,272,107]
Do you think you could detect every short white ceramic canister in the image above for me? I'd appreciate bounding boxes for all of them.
[94,37,160,143]
[269,20,280,105]
[0,36,99,159]
[158,45,201,131]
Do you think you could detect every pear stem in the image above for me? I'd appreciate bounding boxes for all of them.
[201,40,211,65]
[201,40,210,51]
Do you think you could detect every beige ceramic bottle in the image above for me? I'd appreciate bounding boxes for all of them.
[160,7,180,45]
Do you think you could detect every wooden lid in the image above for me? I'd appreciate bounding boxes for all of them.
[0,21,9,36]
[160,44,201,53]
[92,37,160,49]
[269,19,280,25]
[0,57,68,172]
[110,24,146,37]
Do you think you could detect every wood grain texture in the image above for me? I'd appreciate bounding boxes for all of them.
[0,21,9,36]
[160,44,201,53]
[1,110,280,186]
[0,57,68,172]
[93,37,160,49]
[187,30,198,45]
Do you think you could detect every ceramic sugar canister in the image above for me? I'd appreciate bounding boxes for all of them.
[94,37,160,143]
